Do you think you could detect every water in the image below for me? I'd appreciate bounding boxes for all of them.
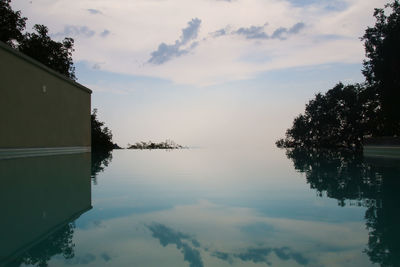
[1,147,399,266]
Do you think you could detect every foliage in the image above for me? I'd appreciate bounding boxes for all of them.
[127,139,184,149]
[91,109,114,152]
[91,150,113,185]
[277,0,400,149]
[19,24,76,80]
[0,0,26,47]
[276,83,365,149]
[10,222,76,267]
[285,147,376,206]
[0,0,76,80]
[362,0,400,136]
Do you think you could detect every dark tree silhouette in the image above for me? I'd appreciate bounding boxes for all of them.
[0,0,26,47]
[19,24,76,80]
[10,222,76,267]
[127,139,183,149]
[361,0,400,136]
[91,109,114,153]
[277,0,400,149]
[0,0,76,80]
[284,147,400,266]
[276,83,365,149]
[91,150,113,185]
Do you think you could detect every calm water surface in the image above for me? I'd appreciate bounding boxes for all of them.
[1,147,399,266]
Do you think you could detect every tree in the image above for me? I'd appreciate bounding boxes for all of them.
[362,0,400,136]
[0,0,76,80]
[91,109,114,152]
[0,0,26,47]
[276,83,365,149]
[19,24,76,80]
[277,0,400,149]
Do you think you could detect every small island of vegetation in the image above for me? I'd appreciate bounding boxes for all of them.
[277,0,400,151]
[127,140,184,150]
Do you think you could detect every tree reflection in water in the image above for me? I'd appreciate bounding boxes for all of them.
[91,151,113,185]
[285,148,400,266]
[9,223,75,267]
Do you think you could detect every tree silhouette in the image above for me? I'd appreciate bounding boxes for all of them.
[276,83,365,149]
[10,222,76,267]
[91,109,114,153]
[91,150,113,185]
[19,24,76,80]
[277,0,400,148]
[362,0,400,136]
[0,0,76,80]
[0,0,26,47]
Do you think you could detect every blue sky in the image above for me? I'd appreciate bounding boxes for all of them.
[12,0,385,147]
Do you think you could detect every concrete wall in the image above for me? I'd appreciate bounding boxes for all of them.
[0,42,91,149]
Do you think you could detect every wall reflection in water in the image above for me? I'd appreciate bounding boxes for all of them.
[284,148,400,267]
[0,153,92,266]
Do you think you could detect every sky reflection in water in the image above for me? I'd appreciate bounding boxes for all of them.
[1,147,399,266]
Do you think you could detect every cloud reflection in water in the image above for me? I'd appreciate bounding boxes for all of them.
[147,223,203,267]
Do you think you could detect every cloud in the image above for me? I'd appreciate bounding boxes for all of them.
[287,0,348,11]
[146,222,307,267]
[211,28,228,37]
[100,29,110,38]
[273,247,308,265]
[148,18,201,65]
[271,22,306,39]
[55,25,96,38]
[228,22,305,40]
[289,22,306,34]
[87,8,102,15]
[148,43,188,65]
[235,247,273,264]
[181,18,202,44]
[212,246,309,265]
[147,223,203,267]
[234,25,269,39]
[271,27,287,39]
[212,251,233,263]
[100,252,111,262]
[92,62,104,70]
[16,0,383,86]
[54,26,111,40]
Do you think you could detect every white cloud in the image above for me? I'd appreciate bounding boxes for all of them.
[12,0,387,86]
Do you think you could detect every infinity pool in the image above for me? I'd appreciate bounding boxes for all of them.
[1,146,399,266]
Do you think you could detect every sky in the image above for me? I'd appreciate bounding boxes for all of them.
[12,0,387,148]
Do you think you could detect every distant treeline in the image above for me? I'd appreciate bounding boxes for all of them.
[277,0,400,150]
[127,140,184,150]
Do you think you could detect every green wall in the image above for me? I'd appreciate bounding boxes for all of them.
[0,42,92,148]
